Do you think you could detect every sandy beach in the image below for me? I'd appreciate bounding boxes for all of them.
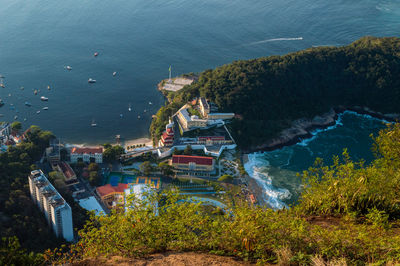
[123,137,153,149]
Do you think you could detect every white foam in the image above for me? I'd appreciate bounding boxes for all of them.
[248,37,303,45]
[245,153,291,209]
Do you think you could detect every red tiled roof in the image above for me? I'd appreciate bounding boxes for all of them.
[59,162,76,180]
[166,128,173,133]
[71,147,103,154]
[96,183,128,197]
[198,136,225,141]
[172,155,213,166]
[162,132,173,140]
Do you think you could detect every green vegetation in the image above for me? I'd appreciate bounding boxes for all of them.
[103,144,125,162]
[44,123,400,265]
[151,37,400,148]
[139,161,153,175]
[218,174,233,183]
[11,121,22,133]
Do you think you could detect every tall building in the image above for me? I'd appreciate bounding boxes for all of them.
[159,122,174,147]
[28,170,74,242]
[70,147,103,163]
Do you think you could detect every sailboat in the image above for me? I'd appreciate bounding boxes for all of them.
[128,103,132,112]
[91,119,97,127]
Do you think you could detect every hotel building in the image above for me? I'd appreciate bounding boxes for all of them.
[28,170,74,242]
[70,147,103,163]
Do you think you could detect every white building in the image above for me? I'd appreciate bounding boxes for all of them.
[0,122,10,145]
[70,147,103,163]
[28,170,74,242]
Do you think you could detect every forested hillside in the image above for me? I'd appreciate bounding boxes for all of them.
[151,37,400,147]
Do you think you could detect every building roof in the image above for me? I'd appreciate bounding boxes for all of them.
[96,183,129,197]
[59,162,76,180]
[166,127,173,133]
[71,147,103,154]
[172,155,214,166]
[198,136,225,141]
[200,97,209,110]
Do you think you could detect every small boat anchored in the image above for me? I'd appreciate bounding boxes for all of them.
[120,114,123,118]
[25,102,32,107]
[40,96,48,101]
[88,78,96,83]
[113,71,117,76]
[36,111,41,114]
[128,103,132,112]
[94,52,99,57]
[91,119,97,127]
[42,107,48,110]
[66,66,72,70]
[0,99,4,107]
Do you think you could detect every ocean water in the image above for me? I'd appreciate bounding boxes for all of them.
[0,0,399,144]
[244,111,388,209]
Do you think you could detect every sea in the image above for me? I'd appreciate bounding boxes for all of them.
[244,111,389,209]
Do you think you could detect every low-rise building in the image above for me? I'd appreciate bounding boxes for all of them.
[197,136,233,146]
[70,147,103,163]
[177,108,208,132]
[159,123,174,147]
[55,161,78,186]
[199,97,210,117]
[0,122,10,146]
[46,139,62,164]
[28,170,74,241]
[207,113,235,120]
[171,155,215,177]
[96,183,129,209]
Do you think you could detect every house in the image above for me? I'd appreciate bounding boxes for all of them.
[70,147,103,163]
[28,170,74,241]
[54,161,78,186]
[171,155,215,177]
[96,183,129,209]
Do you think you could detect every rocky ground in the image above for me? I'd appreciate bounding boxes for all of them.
[73,252,253,266]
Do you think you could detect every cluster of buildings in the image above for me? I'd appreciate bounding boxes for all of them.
[28,170,74,242]
[0,122,26,152]
[175,97,234,133]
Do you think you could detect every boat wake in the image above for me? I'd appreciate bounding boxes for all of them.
[247,37,303,46]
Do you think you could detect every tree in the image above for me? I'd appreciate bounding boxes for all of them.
[103,145,125,162]
[11,121,22,133]
[158,162,174,176]
[140,161,153,176]
[218,174,233,183]
[89,171,99,186]
[88,163,99,172]
[183,145,193,155]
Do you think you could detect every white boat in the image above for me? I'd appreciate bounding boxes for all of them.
[36,110,41,114]
[23,118,27,121]
[40,96,48,101]
[34,89,38,95]
[149,102,152,105]
[25,102,32,107]
[88,78,96,83]
[20,87,24,90]
[66,66,72,70]
[47,85,51,90]
[0,99,4,107]
[94,52,99,57]
[113,72,117,76]
[14,115,18,120]
[128,103,132,112]
[91,119,97,127]
[42,107,48,110]
[137,115,141,119]
[144,109,147,113]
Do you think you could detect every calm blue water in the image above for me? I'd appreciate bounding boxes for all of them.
[244,112,388,209]
[0,0,398,144]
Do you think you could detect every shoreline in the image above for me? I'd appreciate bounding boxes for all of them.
[241,106,398,208]
[243,106,398,154]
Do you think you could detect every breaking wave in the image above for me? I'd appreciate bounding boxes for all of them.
[247,37,303,45]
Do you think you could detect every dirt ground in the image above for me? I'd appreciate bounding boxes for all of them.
[73,252,253,266]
